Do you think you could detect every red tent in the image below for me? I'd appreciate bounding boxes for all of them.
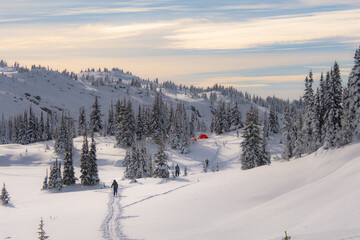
[198,134,209,139]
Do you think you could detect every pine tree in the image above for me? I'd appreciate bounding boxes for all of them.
[293,110,305,157]
[1,183,10,205]
[90,96,102,133]
[42,170,48,190]
[62,141,76,185]
[323,63,343,149]
[55,163,63,191]
[89,132,100,184]
[136,105,144,140]
[107,101,115,136]
[311,89,323,150]
[348,46,360,139]
[80,133,91,186]
[268,104,280,134]
[229,102,243,131]
[240,106,269,170]
[301,71,315,153]
[48,159,61,190]
[125,143,139,179]
[38,218,49,240]
[150,92,167,141]
[78,107,87,137]
[153,135,169,178]
[54,113,67,154]
[120,101,135,147]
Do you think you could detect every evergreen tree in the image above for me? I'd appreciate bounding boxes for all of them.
[62,141,76,185]
[125,143,139,179]
[240,106,269,170]
[107,101,115,136]
[43,113,51,141]
[229,102,243,131]
[1,183,10,205]
[263,111,270,138]
[54,113,67,154]
[337,87,353,146]
[123,149,131,175]
[268,104,280,134]
[150,92,167,141]
[323,63,343,149]
[282,104,293,160]
[301,72,315,153]
[213,101,227,135]
[80,133,92,186]
[39,112,45,141]
[78,107,87,137]
[347,46,360,139]
[38,218,49,240]
[42,170,48,190]
[293,110,305,157]
[136,105,144,140]
[48,159,62,191]
[55,163,63,191]
[89,132,100,184]
[120,101,135,147]
[153,135,169,178]
[90,96,102,133]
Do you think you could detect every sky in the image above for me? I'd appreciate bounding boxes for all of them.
[0,0,360,100]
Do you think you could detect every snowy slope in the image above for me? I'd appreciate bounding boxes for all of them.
[1,132,360,240]
[0,64,249,129]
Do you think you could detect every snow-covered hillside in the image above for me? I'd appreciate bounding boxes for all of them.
[1,132,360,240]
[0,64,255,130]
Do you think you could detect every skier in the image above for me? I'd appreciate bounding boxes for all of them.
[175,164,180,177]
[111,180,118,197]
[205,159,209,168]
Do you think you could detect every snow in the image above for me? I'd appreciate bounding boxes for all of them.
[1,132,360,240]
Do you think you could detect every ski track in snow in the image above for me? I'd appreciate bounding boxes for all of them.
[102,182,197,240]
[102,186,130,240]
[121,182,196,209]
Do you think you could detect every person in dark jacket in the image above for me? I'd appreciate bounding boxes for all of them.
[175,164,180,177]
[111,180,118,197]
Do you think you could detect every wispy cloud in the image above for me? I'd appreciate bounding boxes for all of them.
[166,9,360,50]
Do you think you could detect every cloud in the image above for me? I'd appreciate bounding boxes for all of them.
[165,9,360,50]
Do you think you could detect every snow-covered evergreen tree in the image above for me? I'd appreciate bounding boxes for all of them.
[38,218,49,240]
[1,183,10,205]
[229,102,243,131]
[268,104,280,134]
[78,107,87,137]
[48,159,62,191]
[89,132,100,184]
[120,101,135,147]
[54,114,67,154]
[301,71,315,153]
[347,46,360,139]
[240,106,269,170]
[90,96,102,133]
[293,110,305,157]
[150,92,167,141]
[153,135,169,178]
[136,105,144,140]
[311,88,323,150]
[125,143,139,179]
[42,170,48,190]
[282,104,294,160]
[106,101,115,136]
[323,63,343,149]
[80,133,91,186]
[62,141,76,186]
[55,163,63,191]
